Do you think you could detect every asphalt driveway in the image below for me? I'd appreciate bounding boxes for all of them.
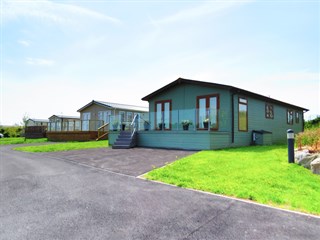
[1,145,319,240]
[43,147,196,176]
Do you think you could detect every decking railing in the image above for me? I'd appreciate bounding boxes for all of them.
[106,108,221,132]
[96,122,109,141]
[137,108,221,131]
[47,120,104,132]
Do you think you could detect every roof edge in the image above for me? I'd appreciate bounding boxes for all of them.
[77,100,148,112]
[141,77,308,112]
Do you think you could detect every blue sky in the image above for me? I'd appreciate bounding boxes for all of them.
[1,0,319,125]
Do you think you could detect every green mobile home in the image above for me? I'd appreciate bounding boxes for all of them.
[109,78,308,150]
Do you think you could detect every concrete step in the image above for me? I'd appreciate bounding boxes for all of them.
[114,139,131,145]
[117,136,131,140]
[112,144,131,149]
[112,131,137,149]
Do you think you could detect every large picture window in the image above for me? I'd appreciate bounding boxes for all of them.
[98,111,111,124]
[127,112,133,122]
[155,100,171,130]
[196,94,219,130]
[238,97,248,131]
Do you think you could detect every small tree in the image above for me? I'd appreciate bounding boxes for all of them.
[21,113,29,127]
[20,113,29,138]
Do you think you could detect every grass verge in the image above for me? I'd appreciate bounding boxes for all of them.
[145,145,320,215]
[0,137,48,145]
[14,140,108,152]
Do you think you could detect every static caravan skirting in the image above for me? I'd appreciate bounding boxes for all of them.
[109,131,231,150]
[109,129,281,150]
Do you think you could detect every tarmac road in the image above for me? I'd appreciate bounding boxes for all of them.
[1,144,319,240]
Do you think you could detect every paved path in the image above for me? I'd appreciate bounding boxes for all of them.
[1,145,319,240]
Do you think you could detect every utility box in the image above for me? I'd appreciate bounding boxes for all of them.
[252,130,272,145]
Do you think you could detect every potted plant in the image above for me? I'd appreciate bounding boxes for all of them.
[181,120,192,130]
[144,121,150,131]
[158,123,165,130]
[112,121,119,131]
[203,118,210,129]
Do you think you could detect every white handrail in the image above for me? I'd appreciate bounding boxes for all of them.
[130,114,139,137]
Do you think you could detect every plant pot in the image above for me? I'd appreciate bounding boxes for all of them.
[121,124,126,131]
[203,122,209,129]
[158,123,165,130]
[183,125,189,130]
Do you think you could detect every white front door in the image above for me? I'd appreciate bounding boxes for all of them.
[82,112,91,131]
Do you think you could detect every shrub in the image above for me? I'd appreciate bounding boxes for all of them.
[296,128,320,151]
[0,126,23,138]
[304,116,320,129]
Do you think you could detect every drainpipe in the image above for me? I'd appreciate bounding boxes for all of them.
[231,92,235,143]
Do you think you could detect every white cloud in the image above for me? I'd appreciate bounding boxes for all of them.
[2,0,120,25]
[17,39,30,47]
[26,57,54,66]
[150,1,248,26]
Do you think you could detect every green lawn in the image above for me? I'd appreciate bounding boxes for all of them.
[145,145,320,215]
[14,140,108,152]
[0,137,48,145]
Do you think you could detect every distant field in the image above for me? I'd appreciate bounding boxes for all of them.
[14,140,108,152]
[0,137,48,145]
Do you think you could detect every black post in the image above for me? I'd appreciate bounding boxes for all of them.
[287,129,294,163]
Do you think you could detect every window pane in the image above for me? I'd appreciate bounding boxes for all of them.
[156,103,162,127]
[98,111,102,120]
[164,102,170,129]
[119,111,125,123]
[127,112,133,122]
[239,98,247,104]
[265,104,274,119]
[209,97,217,128]
[287,110,293,124]
[239,103,247,131]
[295,111,299,123]
[198,98,206,128]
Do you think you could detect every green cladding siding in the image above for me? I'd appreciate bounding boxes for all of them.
[137,131,230,150]
[233,95,304,146]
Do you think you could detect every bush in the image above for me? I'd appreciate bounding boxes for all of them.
[304,116,320,129]
[296,128,320,151]
[0,126,23,138]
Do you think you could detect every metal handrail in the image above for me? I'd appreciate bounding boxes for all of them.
[130,114,139,137]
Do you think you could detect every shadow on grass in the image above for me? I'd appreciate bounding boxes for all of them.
[208,145,287,154]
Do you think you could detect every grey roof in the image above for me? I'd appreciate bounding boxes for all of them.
[142,77,309,111]
[49,115,80,120]
[27,118,49,123]
[77,100,148,112]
